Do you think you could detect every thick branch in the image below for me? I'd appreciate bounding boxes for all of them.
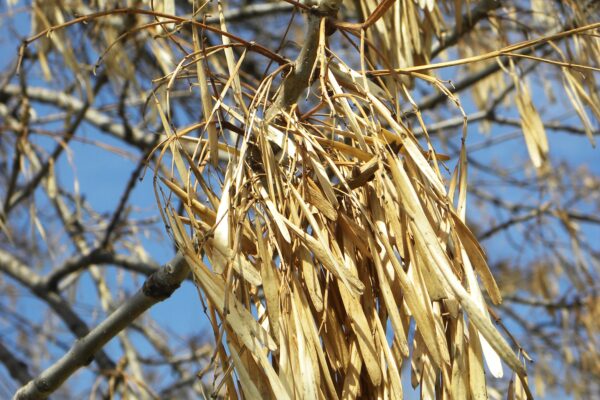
[265,0,342,119]
[14,254,189,400]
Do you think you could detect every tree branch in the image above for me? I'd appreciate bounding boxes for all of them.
[4,74,108,214]
[0,340,32,385]
[201,2,295,24]
[478,207,549,241]
[430,0,501,59]
[14,253,189,400]
[0,84,239,161]
[503,294,588,309]
[0,249,116,373]
[73,2,296,26]
[0,84,155,150]
[490,115,600,137]
[265,0,342,120]
[42,249,162,290]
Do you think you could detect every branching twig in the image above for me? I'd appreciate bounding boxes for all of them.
[478,207,549,241]
[0,84,154,149]
[5,74,108,214]
[18,8,287,69]
[431,0,502,59]
[43,249,162,290]
[0,249,116,373]
[503,294,588,309]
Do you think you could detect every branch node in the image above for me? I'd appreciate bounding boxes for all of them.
[143,272,181,300]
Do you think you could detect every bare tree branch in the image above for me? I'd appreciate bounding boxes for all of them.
[14,253,189,400]
[43,249,161,290]
[0,84,155,150]
[4,74,108,214]
[0,249,116,373]
[430,0,502,59]
[0,340,32,385]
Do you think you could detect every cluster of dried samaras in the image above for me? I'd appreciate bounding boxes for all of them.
[156,54,530,400]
